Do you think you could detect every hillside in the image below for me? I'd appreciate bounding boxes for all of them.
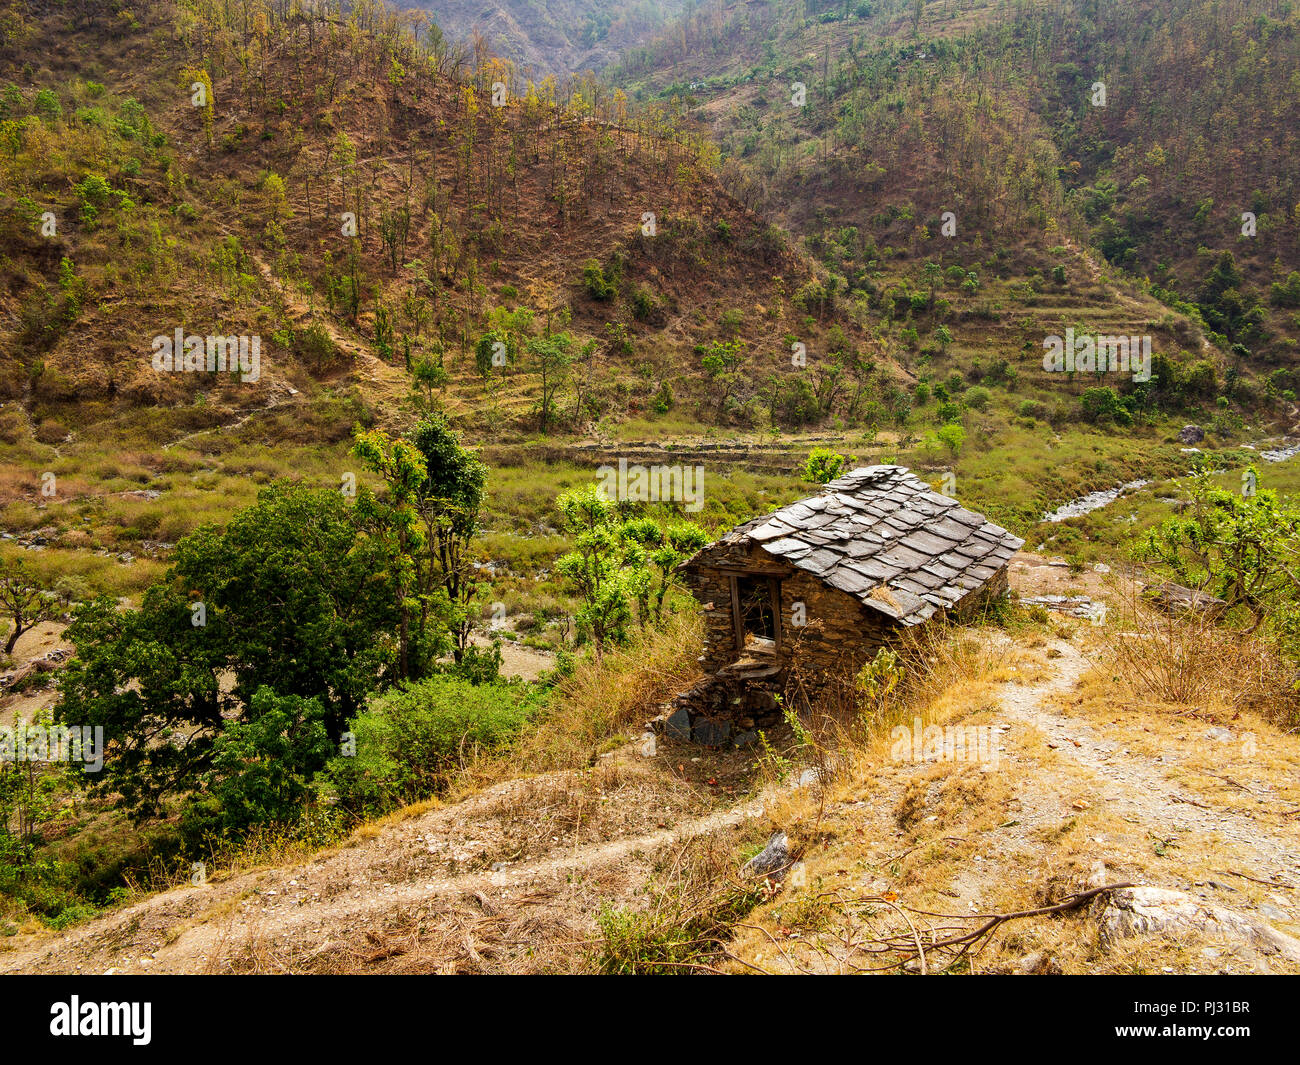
[0,0,856,431]
[400,0,688,80]
[4,558,1299,975]
[614,0,1300,379]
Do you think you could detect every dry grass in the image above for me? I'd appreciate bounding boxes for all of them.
[494,610,704,775]
[1104,580,1300,726]
[592,831,769,975]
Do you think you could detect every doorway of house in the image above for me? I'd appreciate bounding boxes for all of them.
[734,575,779,652]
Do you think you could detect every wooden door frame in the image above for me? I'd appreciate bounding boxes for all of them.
[729,573,783,653]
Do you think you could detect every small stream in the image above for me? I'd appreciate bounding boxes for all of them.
[1040,437,1300,523]
[1257,440,1300,463]
[1042,480,1151,523]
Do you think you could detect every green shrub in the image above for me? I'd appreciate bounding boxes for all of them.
[324,676,543,814]
[583,260,617,301]
[652,380,674,413]
[632,285,662,323]
[33,88,61,124]
[296,322,341,372]
[936,423,966,455]
[803,446,851,484]
[181,687,333,843]
[1079,386,1133,426]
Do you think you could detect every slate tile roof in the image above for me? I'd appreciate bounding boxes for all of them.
[705,465,1024,625]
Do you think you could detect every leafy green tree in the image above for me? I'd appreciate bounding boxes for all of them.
[1196,251,1263,343]
[32,88,60,125]
[1079,386,1133,426]
[412,417,488,661]
[182,687,333,841]
[57,484,402,816]
[1140,470,1300,636]
[555,485,632,657]
[528,332,584,432]
[701,338,748,415]
[354,418,488,668]
[0,555,69,654]
[474,328,515,379]
[352,428,438,680]
[554,485,706,656]
[410,352,449,413]
[619,518,708,624]
[582,259,618,300]
[55,588,230,818]
[803,447,850,483]
[936,423,966,455]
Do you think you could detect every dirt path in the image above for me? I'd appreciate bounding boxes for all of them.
[0,760,765,975]
[727,623,1300,974]
[997,639,1300,876]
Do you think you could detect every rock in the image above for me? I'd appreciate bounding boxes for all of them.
[1097,886,1300,963]
[732,730,758,749]
[1178,425,1206,445]
[1093,562,1111,573]
[693,717,731,747]
[741,831,790,879]
[1143,580,1227,618]
[1005,950,1060,975]
[662,708,691,742]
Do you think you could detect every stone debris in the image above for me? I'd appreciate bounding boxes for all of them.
[1020,594,1100,619]
[1142,580,1228,618]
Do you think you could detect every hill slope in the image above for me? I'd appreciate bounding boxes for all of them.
[400,0,688,80]
[614,0,1300,375]
[5,560,1299,974]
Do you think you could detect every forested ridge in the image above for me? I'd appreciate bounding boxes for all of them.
[615,0,1300,370]
[404,0,689,80]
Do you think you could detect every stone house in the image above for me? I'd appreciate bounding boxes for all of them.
[658,465,1023,747]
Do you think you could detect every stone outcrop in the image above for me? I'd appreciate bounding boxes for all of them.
[1097,886,1300,963]
[1143,580,1228,618]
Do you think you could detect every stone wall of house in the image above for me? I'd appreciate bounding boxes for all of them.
[667,542,1014,749]
[654,671,783,750]
[778,569,898,680]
